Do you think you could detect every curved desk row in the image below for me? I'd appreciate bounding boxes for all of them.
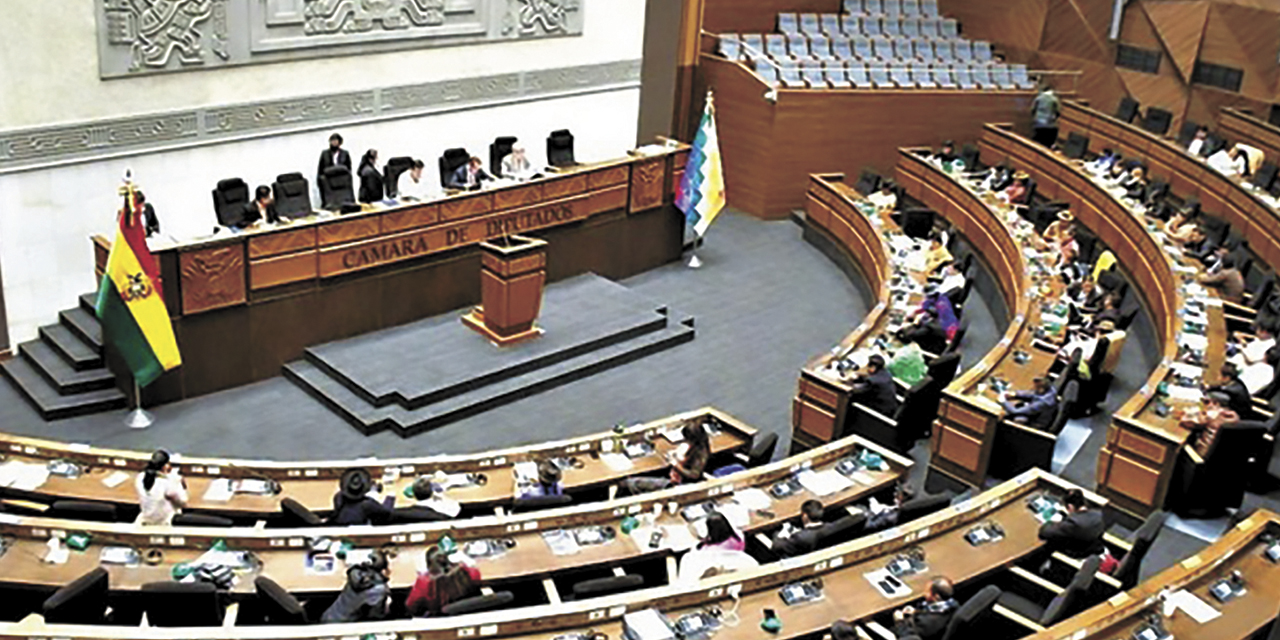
[0,431,910,597]
[0,408,753,519]
[976,123,1198,516]
[1217,107,1280,176]
[4,467,1094,640]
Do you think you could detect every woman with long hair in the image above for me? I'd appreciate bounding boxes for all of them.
[623,421,711,495]
[698,512,744,551]
[135,449,188,526]
[358,148,384,203]
[406,546,482,616]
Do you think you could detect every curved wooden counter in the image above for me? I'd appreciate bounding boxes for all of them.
[1,468,1095,640]
[1218,107,1280,168]
[0,408,753,519]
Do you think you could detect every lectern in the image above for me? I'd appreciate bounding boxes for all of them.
[462,235,548,346]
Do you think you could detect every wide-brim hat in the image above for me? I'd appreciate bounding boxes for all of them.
[1013,170,1030,180]
[340,468,373,500]
[1056,210,1075,223]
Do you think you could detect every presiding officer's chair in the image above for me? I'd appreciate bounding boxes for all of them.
[547,129,576,168]
[212,178,251,227]
[490,136,518,177]
[271,172,312,219]
[438,148,471,188]
[318,166,355,211]
[382,156,415,198]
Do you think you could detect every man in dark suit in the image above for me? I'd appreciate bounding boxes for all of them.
[849,354,899,417]
[237,185,280,228]
[1038,489,1106,559]
[318,132,352,181]
[1207,363,1252,417]
[897,309,950,355]
[772,500,826,558]
[892,577,958,640]
[392,476,452,524]
[449,156,493,190]
[134,191,160,237]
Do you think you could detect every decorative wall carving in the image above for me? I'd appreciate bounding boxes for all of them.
[180,245,247,315]
[0,59,639,174]
[628,157,667,213]
[95,0,584,78]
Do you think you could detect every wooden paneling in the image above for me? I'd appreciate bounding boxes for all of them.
[702,0,839,34]
[1141,0,1210,83]
[937,426,983,473]
[937,0,1048,56]
[629,157,668,213]
[317,216,380,247]
[1201,3,1280,101]
[179,245,247,315]
[793,396,838,441]
[248,227,317,260]
[1101,451,1162,505]
[1039,0,1113,65]
[440,192,494,221]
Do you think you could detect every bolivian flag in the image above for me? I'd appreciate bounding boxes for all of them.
[94,187,181,387]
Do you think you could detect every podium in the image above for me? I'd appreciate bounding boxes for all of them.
[462,235,548,346]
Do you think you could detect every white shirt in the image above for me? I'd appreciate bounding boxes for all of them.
[868,191,897,210]
[1232,336,1275,368]
[501,153,534,180]
[135,471,188,526]
[1187,139,1204,156]
[1241,360,1274,394]
[398,172,430,201]
[1208,149,1244,176]
[938,271,965,295]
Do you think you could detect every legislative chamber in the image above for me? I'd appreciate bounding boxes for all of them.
[0,0,1277,639]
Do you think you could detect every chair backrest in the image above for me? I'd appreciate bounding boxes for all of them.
[172,513,235,527]
[825,63,850,86]
[1113,510,1167,589]
[800,13,822,35]
[913,39,933,60]
[871,66,892,86]
[280,497,323,526]
[755,59,780,85]
[571,574,644,599]
[42,568,110,625]
[822,14,842,35]
[941,585,1002,640]
[718,34,740,60]
[841,15,862,35]
[438,147,471,188]
[1250,278,1275,311]
[902,0,920,14]
[778,13,799,34]
[920,17,940,38]
[883,17,901,36]
[894,38,912,60]
[272,172,313,219]
[899,491,953,522]
[991,65,1013,88]
[489,136,518,177]
[849,64,872,86]
[766,34,789,59]
[547,129,576,167]
[853,36,873,58]
[1063,132,1089,160]
[780,64,804,86]
[1142,107,1173,135]
[816,513,868,548]
[933,67,954,87]
[212,177,251,227]
[922,0,939,16]
[927,351,962,386]
[319,165,355,210]
[865,0,883,14]
[787,34,811,59]
[844,0,864,13]
[1253,161,1279,191]
[940,18,959,37]
[891,66,914,86]
[1176,119,1201,146]
[741,34,765,57]
[810,34,832,58]
[49,500,117,522]
[884,0,901,16]
[1116,96,1140,123]
[974,41,993,61]
[954,66,974,88]
[383,156,415,198]
[864,16,882,35]
[953,40,973,60]
[747,432,779,467]
[902,17,920,36]
[1041,555,1101,625]
[911,65,932,86]
[254,576,308,625]
[440,591,516,616]
[833,36,854,59]
[510,493,573,513]
[141,581,223,626]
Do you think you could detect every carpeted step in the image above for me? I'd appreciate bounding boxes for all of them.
[19,340,116,394]
[59,307,103,351]
[39,323,102,371]
[0,357,126,420]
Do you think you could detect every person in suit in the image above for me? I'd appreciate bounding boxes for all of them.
[866,483,915,532]
[329,468,393,525]
[1207,363,1252,416]
[1086,293,1121,331]
[134,191,160,237]
[892,577,958,640]
[501,146,535,180]
[1120,165,1147,202]
[394,476,452,523]
[238,185,280,228]
[520,460,563,498]
[933,140,957,164]
[897,308,950,355]
[321,549,392,623]
[1000,377,1059,430]
[318,132,352,180]
[1199,255,1245,303]
[357,149,384,203]
[1038,489,1107,561]
[849,354,899,417]
[450,156,493,190]
[772,500,826,558]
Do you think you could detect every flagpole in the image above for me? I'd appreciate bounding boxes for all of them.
[124,379,154,429]
[687,235,703,268]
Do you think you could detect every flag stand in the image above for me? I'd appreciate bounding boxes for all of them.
[124,380,153,429]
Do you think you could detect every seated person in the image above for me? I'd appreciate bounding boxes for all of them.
[1004,173,1031,205]
[328,468,393,525]
[848,354,899,416]
[935,261,966,298]
[1198,255,1245,304]
[1120,165,1147,201]
[1041,209,1074,245]
[407,547,481,617]
[933,140,957,164]
[830,620,859,640]
[1230,322,1276,369]
[321,550,391,622]
[1084,293,1121,331]
[677,512,756,583]
[1055,223,1080,269]
[237,185,280,228]
[985,162,1016,192]
[1179,391,1239,458]
[771,499,826,558]
[923,233,953,274]
[1101,159,1128,187]
[891,577,958,640]
[1000,377,1059,430]
[501,146,536,180]
[920,287,960,339]
[1207,145,1246,177]
[397,476,455,522]
[865,482,915,532]
[867,181,898,211]
[896,307,950,355]
[1240,346,1279,396]
[1038,489,1109,565]
[1207,363,1252,416]
[1163,206,1205,246]
[623,422,709,495]
[1067,277,1105,315]
[1187,126,1208,156]
[1057,320,1115,366]
[398,159,431,201]
[449,156,493,190]
[520,460,563,498]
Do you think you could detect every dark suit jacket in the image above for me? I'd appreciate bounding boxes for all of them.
[772,523,825,558]
[318,148,352,179]
[851,368,900,417]
[391,505,451,524]
[901,320,949,355]
[449,164,493,190]
[142,203,160,236]
[895,605,954,640]
[358,164,384,203]
[1209,377,1252,416]
[239,201,280,228]
[329,494,393,526]
[1038,508,1106,558]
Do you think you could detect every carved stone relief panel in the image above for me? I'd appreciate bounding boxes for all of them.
[96,0,585,78]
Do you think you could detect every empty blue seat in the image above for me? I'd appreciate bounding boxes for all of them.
[809,35,834,60]
[865,0,883,15]
[718,34,741,60]
[912,39,934,62]
[821,14,843,36]
[852,36,875,60]
[863,16,882,35]
[800,13,822,35]
[922,0,940,17]
[766,34,790,59]
[741,34,765,59]
[991,64,1016,89]
[844,0,864,14]
[841,15,862,35]
[919,17,940,38]
[911,64,935,88]
[954,39,973,62]
[892,37,913,61]
[849,64,874,88]
[953,65,976,90]
[755,58,780,86]
[883,17,902,36]
[824,61,852,88]
[901,17,920,37]
[832,36,854,59]
[933,39,953,61]
[787,34,812,59]
[933,67,957,89]
[940,19,959,38]
[778,13,799,34]
[870,66,895,88]
[872,36,894,61]
[891,65,915,87]
[974,41,994,63]
[902,0,920,15]
[779,62,806,88]
[801,60,827,88]
[883,0,901,16]
[971,64,996,89]
[1011,64,1036,90]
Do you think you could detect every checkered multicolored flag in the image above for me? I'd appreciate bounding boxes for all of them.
[676,93,726,238]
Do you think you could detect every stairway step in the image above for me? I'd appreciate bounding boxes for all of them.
[39,324,102,371]
[79,292,97,314]
[1,358,127,420]
[59,307,102,351]
[19,341,116,394]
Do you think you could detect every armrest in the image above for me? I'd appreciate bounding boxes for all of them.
[1008,566,1065,595]
[1183,445,1205,465]
[1103,532,1133,553]
[756,532,775,550]
[993,604,1046,633]
[223,602,240,628]
[853,402,898,427]
[1222,300,1256,316]
[863,620,897,640]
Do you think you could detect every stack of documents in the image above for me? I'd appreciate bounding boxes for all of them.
[796,469,854,496]
[0,461,50,491]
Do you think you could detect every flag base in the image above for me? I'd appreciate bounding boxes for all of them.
[687,253,703,269]
[125,407,154,429]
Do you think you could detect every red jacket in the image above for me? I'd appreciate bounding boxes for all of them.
[406,566,482,617]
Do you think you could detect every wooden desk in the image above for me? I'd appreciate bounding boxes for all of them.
[127,145,688,402]
[1219,107,1280,166]
[0,408,753,519]
[2,468,1093,640]
[1028,511,1280,640]
[0,432,910,596]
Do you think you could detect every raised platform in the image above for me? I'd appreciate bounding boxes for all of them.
[284,274,695,437]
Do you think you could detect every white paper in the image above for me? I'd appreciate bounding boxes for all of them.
[1179,333,1209,351]
[731,488,772,510]
[849,471,876,486]
[716,502,751,529]
[542,529,581,556]
[202,478,234,502]
[1170,363,1204,379]
[1166,590,1221,623]
[863,567,913,598]
[601,453,634,471]
[796,469,855,496]
[418,496,462,518]
[232,479,273,494]
[102,470,131,488]
[513,461,538,482]
[630,524,698,552]
[1166,385,1203,403]
[661,428,685,443]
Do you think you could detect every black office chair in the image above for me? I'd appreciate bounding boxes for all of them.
[940,584,1002,640]
[42,568,110,625]
[254,576,308,625]
[815,512,867,548]
[742,432,779,467]
[318,166,355,211]
[383,156,415,198]
[509,493,573,513]
[172,513,235,527]
[440,591,516,616]
[926,351,962,386]
[47,500,117,522]
[990,381,1078,479]
[1253,161,1279,192]
[1174,420,1270,517]
[212,178,251,227]
[272,173,313,220]
[390,505,453,524]
[1202,132,1227,157]
[1062,132,1089,160]
[140,581,224,627]
[1115,97,1140,124]
[900,208,934,239]
[490,136,518,177]
[854,170,881,196]
[997,556,1100,628]
[1112,510,1167,590]
[571,574,644,600]
[849,375,938,453]
[958,144,981,171]
[547,129,576,168]
[279,497,323,527]
[1176,120,1201,147]
[439,148,471,188]
[1142,107,1173,136]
